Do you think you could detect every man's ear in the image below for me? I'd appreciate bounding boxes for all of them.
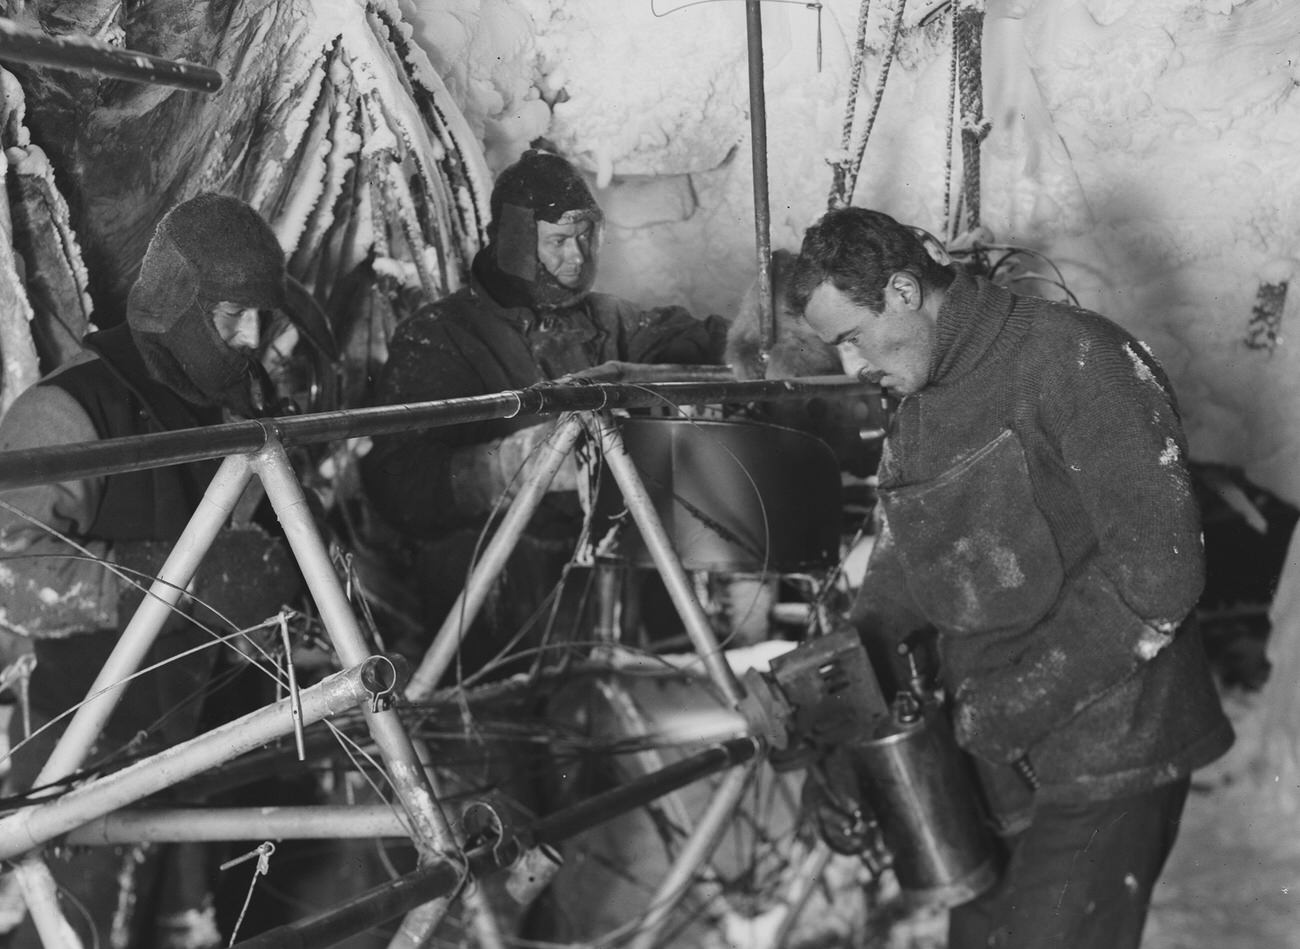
[887,272,921,309]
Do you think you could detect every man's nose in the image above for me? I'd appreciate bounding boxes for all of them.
[837,341,873,377]
[228,308,260,351]
[563,240,585,266]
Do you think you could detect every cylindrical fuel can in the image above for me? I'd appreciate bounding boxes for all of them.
[848,703,998,907]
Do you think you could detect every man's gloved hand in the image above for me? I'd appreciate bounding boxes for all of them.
[449,423,579,511]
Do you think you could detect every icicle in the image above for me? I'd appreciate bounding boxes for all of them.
[248,45,338,254]
[0,97,40,414]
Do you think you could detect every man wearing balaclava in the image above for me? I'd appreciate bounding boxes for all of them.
[0,192,301,948]
[362,148,728,675]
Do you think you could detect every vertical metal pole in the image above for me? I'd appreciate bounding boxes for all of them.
[12,451,255,949]
[405,414,585,700]
[252,438,459,943]
[594,414,745,707]
[746,0,776,362]
[591,560,623,643]
[626,761,758,949]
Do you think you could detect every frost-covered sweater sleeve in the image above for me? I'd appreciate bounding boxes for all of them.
[0,384,119,637]
[951,322,1205,763]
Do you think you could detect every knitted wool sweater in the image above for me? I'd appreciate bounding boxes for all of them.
[854,272,1232,804]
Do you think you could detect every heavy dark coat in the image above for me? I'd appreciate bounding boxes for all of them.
[362,256,727,672]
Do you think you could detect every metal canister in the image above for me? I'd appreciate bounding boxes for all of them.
[847,700,998,907]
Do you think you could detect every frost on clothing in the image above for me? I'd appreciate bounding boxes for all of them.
[852,272,1232,805]
[0,367,122,637]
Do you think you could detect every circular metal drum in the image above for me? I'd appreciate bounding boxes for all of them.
[593,416,842,572]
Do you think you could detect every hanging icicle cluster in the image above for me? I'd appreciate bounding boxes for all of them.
[2,0,491,415]
[0,68,92,415]
[223,0,493,408]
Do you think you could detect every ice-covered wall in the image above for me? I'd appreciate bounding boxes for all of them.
[401,0,1300,510]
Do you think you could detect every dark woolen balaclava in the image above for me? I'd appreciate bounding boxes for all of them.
[479,149,604,311]
[127,193,286,417]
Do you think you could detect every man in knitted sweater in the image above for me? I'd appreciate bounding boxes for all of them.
[789,207,1232,949]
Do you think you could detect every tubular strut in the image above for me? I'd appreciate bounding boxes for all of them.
[0,376,880,946]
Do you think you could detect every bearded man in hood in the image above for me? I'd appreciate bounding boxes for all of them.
[362,148,728,677]
[0,192,303,948]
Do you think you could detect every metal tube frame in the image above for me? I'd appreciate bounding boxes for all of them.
[4,437,461,946]
[405,413,584,699]
[594,412,745,706]
[0,381,860,948]
[745,0,775,360]
[0,660,389,860]
[626,759,761,949]
[11,452,256,948]
[226,737,764,949]
[0,15,224,92]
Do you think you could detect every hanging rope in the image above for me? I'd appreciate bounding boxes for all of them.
[942,9,958,241]
[829,0,909,209]
[953,0,990,236]
[829,0,872,207]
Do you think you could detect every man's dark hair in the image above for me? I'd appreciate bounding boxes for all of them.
[789,207,955,314]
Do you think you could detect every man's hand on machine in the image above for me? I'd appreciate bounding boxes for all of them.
[485,423,579,493]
